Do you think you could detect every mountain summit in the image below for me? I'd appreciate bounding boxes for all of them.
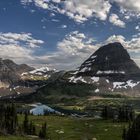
[67,42,140,93]
[77,42,140,81]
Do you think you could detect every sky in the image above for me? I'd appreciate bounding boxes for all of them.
[0,0,140,70]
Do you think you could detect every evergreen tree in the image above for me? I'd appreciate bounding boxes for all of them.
[122,127,127,140]
[124,115,140,140]
[118,106,135,122]
[23,113,29,134]
[39,122,47,139]
[101,106,114,119]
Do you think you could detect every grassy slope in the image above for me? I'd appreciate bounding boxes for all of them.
[0,115,127,140]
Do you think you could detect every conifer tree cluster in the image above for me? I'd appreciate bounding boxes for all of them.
[118,106,135,122]
[23,113,36,135]
[0,103,48,139]
[39,122,47,139]
[101,105,135,122]
[123,115,140,140]
[0,103,18,134]
[101,106,114,119]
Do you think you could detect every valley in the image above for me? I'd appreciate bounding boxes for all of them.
[1,0,140,139]
[0,42,140,140]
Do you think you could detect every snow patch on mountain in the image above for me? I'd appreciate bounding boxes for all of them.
[29,66,54,74]
[90,55,97,59]
[70,71,78,75]
[113,80,140,89]
[69,76,87,83]
[91,77,99,83]
[95,88,99,93]
[21,66,56,77]
[106,79,110,83]
[97,70,125,74]
[79,67,89,72]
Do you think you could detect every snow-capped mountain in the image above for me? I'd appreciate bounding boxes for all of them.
[21,66,56,79]
[67,42,140,94]
[29,66,56,76]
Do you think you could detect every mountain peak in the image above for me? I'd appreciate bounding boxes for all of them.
[77,42,140,80]
[105,42,123,47]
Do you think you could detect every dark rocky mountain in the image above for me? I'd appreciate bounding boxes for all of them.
[3,59,34,74]
[77,42,140,80]
[66,42,140,94]
[0,58,35,97]
[0,58,34,84]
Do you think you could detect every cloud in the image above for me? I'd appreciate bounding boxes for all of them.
[105,35,126,44]
[0,32,44,65]
[111,0,140,18]
[105,34,140,52]
[109,14,125,28]
[21,0,112,23]
[61,25,67,28]
[39,31,99,70]
[21,0,140,26]
[112,0,140,12]
[0,32,44,48]
[21,0,48,9]
[56,0,112,23]
[57,31,98,55]
[0,31,98,70]
[135,25,140,31]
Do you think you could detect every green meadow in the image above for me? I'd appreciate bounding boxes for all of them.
[0,115,127,140]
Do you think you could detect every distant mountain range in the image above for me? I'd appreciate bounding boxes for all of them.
[1,42,140,100]
[21,66,56,80]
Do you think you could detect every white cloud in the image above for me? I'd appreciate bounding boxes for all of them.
[61,25,67,28]
[57,0,111,23]
[0,32,44,48]
[21,0,112,23]
[0,44,33,62]
[57,31,98,55]
[111,0,140,18]
[135,25,140,31]
[0,32,44,65]
[21,0,48,9]
[39,31,99,70]
[109,14,125,28]
[106,35,126,44]
[0,31,99,70]
[105,34,140,52]
[112,0,140,12]
[21,0,140,25]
